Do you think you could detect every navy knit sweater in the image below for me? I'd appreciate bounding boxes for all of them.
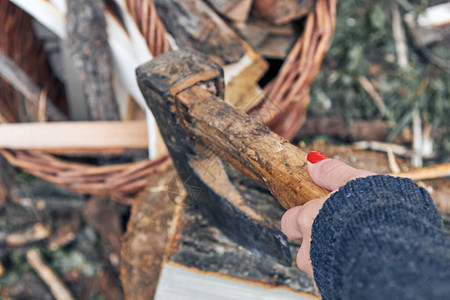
[310,175,450,300]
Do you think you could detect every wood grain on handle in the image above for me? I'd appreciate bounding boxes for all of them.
[177,86,329,209]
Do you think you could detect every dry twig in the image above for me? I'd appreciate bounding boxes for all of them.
[393,163,450,181]
[354,141,411,156]
[387,148,401,174]
[412,109,423,167]
[6,223,51,246]
[357,75,387,115]
[27,249,75,300]
[391,2,408,68]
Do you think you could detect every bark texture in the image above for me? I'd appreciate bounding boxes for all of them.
[66,0,120,120]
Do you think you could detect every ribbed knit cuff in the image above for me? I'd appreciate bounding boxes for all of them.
[310,175,442,300]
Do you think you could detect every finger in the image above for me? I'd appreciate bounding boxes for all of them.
[308,157,375,191]
[296,235,313,278]
[281,206,304,241]
[281,197,327,241]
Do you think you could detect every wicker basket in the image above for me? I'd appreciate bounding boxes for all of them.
[0,0,337,204]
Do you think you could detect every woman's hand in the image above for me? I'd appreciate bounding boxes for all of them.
[281,151,375,280]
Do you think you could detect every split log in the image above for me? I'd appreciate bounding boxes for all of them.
[0,121,148,153]
[154,185,317,299]
[232,21,270,49]
[66,0,120,120]
[121,167,179,300]
[154,0,243,64]
[153,0,268,108]
[204,0,253,22]
[121,165,317,299]
[252,0,315,25]
[234,19,296,59]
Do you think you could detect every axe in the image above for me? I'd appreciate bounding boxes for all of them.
[137,48,328,266]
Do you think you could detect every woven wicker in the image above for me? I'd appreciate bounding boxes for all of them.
[0,0,337,203]
[251,0,337,139]
[124,0,172,56]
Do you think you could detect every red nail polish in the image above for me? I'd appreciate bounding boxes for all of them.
[307,151,329,164]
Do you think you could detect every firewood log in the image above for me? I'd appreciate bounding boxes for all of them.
[153,0,268,109]
[252,0,315,25]
[204,0,253,22]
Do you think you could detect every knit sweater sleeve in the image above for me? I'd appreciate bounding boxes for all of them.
[310,175,450,300]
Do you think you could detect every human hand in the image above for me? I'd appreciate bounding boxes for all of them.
[281,151,375,281]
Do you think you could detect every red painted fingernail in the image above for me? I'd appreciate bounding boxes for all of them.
[307,151,329,164]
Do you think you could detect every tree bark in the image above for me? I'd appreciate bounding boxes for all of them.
[66,0,120,120]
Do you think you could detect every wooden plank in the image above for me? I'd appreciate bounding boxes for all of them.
[0,121,148,153]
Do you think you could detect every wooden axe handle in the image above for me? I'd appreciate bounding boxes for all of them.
[177,85,329,209]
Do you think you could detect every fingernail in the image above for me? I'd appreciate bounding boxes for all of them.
[307,151,329,164]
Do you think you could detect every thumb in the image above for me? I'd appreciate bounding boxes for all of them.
[307,151,375,191]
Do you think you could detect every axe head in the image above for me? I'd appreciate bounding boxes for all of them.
[136,48,292,266]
